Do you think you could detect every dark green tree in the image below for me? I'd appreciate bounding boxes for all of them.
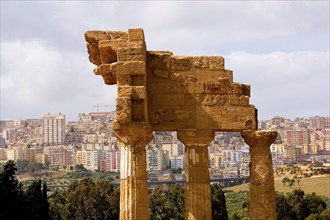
[165,184,185,220]
[282,177,290,186]
[149,185,170,219]
[25,179,50,219]
[0,160,27,219]
[75,164,87,172]
[288,178,295,188]
[304,192,327,217]
[276,193,295,220]
[49,178,119,220]
[149,184,185,220]
[287,189,309,220]
[16,159,29,174]
[49,190,67,220]
[211,183,228,220]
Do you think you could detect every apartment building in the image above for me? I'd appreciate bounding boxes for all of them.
[42,113,65,146]
[287,129,310,146]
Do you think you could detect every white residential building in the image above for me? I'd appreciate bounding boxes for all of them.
[42,113,65,146]
[170,155,184,170]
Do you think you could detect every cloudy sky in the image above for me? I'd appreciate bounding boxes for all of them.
[1,1,329,121]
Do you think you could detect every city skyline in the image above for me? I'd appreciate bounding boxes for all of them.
[1,1,329,121]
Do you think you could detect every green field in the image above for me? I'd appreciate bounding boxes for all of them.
[227,174,330,198]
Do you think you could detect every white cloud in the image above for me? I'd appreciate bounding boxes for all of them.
[1,40,116,120]
[226,51,330,119]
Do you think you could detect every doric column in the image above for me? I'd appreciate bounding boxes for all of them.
[115,123,153,220]
[241,130,277,220]
[177,129,214,220]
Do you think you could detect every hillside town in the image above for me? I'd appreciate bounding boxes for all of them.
[0,113,329,181]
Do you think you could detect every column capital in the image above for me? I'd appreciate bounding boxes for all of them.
[241,130,277,148]
[114,122,153,145]
[177,129,214,147]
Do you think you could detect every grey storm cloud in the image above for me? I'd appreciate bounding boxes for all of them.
[1,1,329,121]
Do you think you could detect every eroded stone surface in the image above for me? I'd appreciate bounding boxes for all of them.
[85,28,277,220]
[178,130,213,220]
[241,130,278,220]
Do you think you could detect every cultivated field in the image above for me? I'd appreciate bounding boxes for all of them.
[227,174,330,198]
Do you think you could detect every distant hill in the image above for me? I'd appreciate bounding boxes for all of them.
[226,174,330,198]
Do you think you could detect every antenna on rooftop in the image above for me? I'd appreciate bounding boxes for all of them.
[92,104,112,112]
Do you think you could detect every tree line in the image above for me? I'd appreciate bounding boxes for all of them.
[1,161,329,220]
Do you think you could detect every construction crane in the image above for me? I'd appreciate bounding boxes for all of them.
[92,104,112,112]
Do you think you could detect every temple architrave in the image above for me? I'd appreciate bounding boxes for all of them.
[85,28,277,220]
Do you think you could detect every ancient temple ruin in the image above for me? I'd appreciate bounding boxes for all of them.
[85,28,277,220]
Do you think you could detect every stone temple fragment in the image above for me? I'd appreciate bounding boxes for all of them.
[85,28,277,220]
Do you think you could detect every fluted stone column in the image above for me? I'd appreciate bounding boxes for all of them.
[116,123,153,220]
[178,130,214,220]
[241,130,277,220]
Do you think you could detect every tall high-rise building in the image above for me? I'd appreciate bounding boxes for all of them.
[42,113,66,146]
[146,147,165,171]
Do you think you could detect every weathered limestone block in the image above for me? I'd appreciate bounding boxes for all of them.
[200,105,256,130]
[131,99,145,121]
[85,30,111,45]
[147,51,173,72]
[151,94,185,106]
[242,84,251,97]
[209,56,224,70]
[220,69,233,82]
[85,30,128,65]
[184,94,203,106]
[118,86,133,98]
[148,82,184,94]
[131,75,145,86]
[196,108,211,129]
[204,81,231,94]
[98,39,127,64]
[117,75,131,86]
[190,56,224,70]
[185,82,205,94]
[117,47,146,62]
[177,129,213,220]
[231,83,243,95]
[174,69,233,83]
[197,94,249,106]
[192,56,209,68]
[85,30,128,45]
[128,28,145,41]
[116,98,132,124]
[241,130,277,220]
[149,106,196,130]
[172,57,192,71]
[111,61,146,76]
[93,64,117,85]
[152,69,169,78]
[217,77,231,86]
[201,94,225,106]
[94,63,110,76]
[227,95,250,105]
[86,43,101,65]
[131,86,146,100]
